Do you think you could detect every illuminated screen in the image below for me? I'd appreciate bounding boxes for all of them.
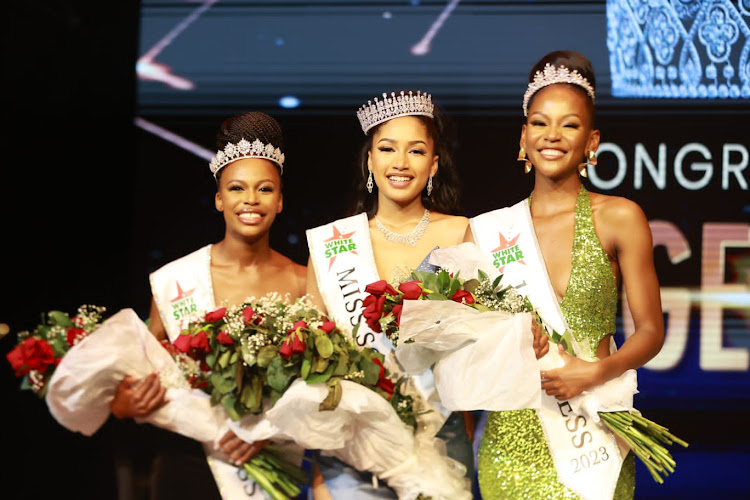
[136,0,750,112]
[131,2,749,499]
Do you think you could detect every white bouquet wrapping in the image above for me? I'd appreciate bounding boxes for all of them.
[43,308,471,500]
[396,300,540,411]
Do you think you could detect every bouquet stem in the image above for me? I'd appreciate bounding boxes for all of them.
[243,447,309,500]
[599,410,688,484]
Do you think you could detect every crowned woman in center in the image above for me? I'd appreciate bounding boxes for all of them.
[305,90,475,499]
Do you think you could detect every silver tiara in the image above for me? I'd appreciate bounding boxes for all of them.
[356,90,434,134]
[209,138,285,176]
[522,63,596,116]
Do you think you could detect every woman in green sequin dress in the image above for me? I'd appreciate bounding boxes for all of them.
[470,51,665,499]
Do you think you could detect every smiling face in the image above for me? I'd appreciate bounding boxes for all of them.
[214,158,282,240]
[367,115,438,208]
[521,83,599,181]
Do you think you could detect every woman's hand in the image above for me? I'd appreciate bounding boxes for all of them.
[110,372,167,419]
[218,431,269,466]
[540,345,602,400]
[531,317,549,359]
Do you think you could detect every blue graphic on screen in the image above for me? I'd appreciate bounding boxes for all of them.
[607,0,750,98]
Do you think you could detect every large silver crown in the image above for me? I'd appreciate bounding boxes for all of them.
[357,90,434,134]
[209,138,285,176]
[522,63,596,116]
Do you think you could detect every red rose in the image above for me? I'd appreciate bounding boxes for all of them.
[6,337,56,376]
[190,331,211,353]
[372,358,395,399]
[289,320,309,333]
[291,332,306,354]
[160,339,179,356]
[173,333,192,353]
[187,374,208,389]
[390,304,403,326]
[216,330,234,345]
[205,307,227,323]
[66,327,88,347]
[362,295,386,332]
[398,281,423,300]
[365,280,398,297]
[319,320,336,334]
[451,289,475,304]
[241,306,256,325]
[279,340,293,359]
[279,330,306,360]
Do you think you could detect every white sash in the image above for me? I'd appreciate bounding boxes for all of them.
[470,201,626,500]
[150,245,265,499]
[149,245,215,342]
[306,213,451,430]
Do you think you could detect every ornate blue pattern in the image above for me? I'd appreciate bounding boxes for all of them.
[607,0,750,98]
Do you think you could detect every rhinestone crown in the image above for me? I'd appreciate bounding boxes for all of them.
[209,138,285,176]
[357,90,434,134]
[522,63,596,116]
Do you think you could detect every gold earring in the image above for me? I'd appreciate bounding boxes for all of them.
[578,150,597,178]
[517,147,532,174]
[587,150,598,166]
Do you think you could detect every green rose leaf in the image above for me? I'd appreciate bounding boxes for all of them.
[305,362,335,385]
[319,379,343,411]
[239,375,263,414]
[332,351,349,376]
[301,357,311,379]
[222,393,241,421]
[218,349,232,369]
[48,311,74,328]
[315,333,334,358]
[361,356,381,386]
[312,355,329,374]
[257,344,279,368]
[267,356,294,392]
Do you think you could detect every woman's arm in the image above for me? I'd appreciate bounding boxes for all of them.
[111,298,168,418]
[596,198,664,379]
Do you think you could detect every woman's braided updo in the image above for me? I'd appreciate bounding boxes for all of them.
[214,111,285,183]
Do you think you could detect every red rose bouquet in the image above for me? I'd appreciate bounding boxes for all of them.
[173,294,468,499]
[173,292,417,427]
[6,305,107,397]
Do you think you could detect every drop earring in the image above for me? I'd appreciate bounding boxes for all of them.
[517,147,532,174]
[578,150,597,178]
[367,170,373,193]
[427,176,433,196]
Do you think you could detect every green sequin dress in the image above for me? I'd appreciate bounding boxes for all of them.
[477,186,635,499]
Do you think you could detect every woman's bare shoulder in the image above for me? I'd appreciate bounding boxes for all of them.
[590,192,647,225]
[430,212,470,245]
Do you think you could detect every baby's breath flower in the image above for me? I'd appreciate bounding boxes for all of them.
[28,370,46,394]
[344,370,365,381]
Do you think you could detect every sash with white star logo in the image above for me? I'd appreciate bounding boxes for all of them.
[149,244,216,342]
[306,213,388,351]
[470,201,625,500]
[306,213,452,430]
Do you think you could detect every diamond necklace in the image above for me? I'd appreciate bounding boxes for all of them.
[374,209,430,247]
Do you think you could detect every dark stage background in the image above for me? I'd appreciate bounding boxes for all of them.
[2,1,748,499]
